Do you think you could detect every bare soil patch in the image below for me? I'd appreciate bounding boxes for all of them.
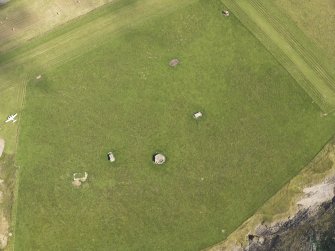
[0,139,4,158]
[297,179,335,209]
[0,213,9,249]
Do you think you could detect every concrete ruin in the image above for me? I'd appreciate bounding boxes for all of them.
[72,172,88,187]
[153,153,166,165]
[193,111,203,119]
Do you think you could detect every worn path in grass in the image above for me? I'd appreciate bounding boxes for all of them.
[208,137,335,250]
[222,0,335,112]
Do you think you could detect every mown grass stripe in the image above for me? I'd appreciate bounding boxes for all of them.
[250,0,335,91]
[224,1,331,111]
[222,0,335,112]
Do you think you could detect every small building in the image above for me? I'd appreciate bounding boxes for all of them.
[193,111,203,119]
[107,152,115,162]
[153,153,166,165]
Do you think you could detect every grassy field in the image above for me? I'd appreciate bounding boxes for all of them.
[221,0,335,113]
[9,0,335,250]
[0,0,194,153]
[210,137,335,250]
[258,0,335,78]
[0,0,113,52]
[0,0,115,154]
[273,0,335,62]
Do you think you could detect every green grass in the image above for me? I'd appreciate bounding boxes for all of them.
[0,82,26,154]
[273,0,335,63]
[221,0,335,112]
[0,0,114,52]
[0,0,195,69]
[256,0,335,79]
[0,0,194,151]
[12,0,335,250]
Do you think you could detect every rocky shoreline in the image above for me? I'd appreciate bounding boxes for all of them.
[208,139,335,251]
[246,200,335,251]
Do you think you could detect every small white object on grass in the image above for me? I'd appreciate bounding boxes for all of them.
[108,152,115,162]
[222,10,230,16]
[36,75,42,80]
[73,172,88,182]
[193,111,202,119]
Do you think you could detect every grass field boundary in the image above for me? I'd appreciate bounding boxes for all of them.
[205,135,335,251]
[5,78,28,251]
[0,0,196,91]
[249,0,335,92]
[0,0,196,67]
[221,0,335,113]
[9,0,335,249]
[0,0,117,54]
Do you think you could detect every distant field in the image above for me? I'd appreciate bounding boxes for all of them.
[274,0,335,62]
[0,0,113,52]
[222,0,335,112]
[12,0,335,250]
